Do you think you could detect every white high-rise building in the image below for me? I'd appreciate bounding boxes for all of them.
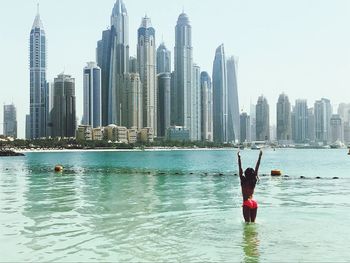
[191,64,202,141]
[83,62,101,128]
[137,16,157,136]
[123,73,143,130]
[200,72,213,142]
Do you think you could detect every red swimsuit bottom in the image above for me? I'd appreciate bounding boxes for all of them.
[243,199,258,209]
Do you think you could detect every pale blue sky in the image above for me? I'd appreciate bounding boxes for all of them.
[1,0,350,138]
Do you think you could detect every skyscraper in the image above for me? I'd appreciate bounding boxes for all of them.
[212,44,228,143]
[28,7,47,139]
[338,103,350,144]
[276,93,292,143]
[3,104,17,139]
[256,96,270,141]
[97,0,129,126]
[337,103,350,124]
[308,108,315,142]
[294,99,308,143]
[138,16,157,136]
[226,56,240,143]
[123,72,142,129]
[191,64,201,141]
[240,112,251,143]
[200,72,213,142]
[314,98,332,144]
[157,73,171,137]
[330,114,343,143]
[96,29,112,126]
[157,42,171,138]
[83,62,101,128]
[51,74,76,138]
[173,12,193,135]
[250,103,256,141]
[44,82,54,137]
[156,42,171,74]
[109,0,129,125]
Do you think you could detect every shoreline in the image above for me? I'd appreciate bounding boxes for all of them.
[10,147,348,153]
[15,147,237,153]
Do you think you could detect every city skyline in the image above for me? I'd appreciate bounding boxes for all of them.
[1,0,350,137]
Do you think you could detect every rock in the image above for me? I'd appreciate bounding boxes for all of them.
[0,150,25,157]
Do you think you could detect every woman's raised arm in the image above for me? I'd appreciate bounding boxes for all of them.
[254,150,263,175]
[238,151,243,177]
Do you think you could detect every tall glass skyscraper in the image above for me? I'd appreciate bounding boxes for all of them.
[52,74,76,138]
[256,95,270,141]
[240,112,251,143]
[293,99,309,143]
[276,93,292,142]
[157,73,171,137]
[157,42,171,74]
[83,62,102,128]
[3,104,17,139]
[28,7,47,139]
[97,29,112,126]
[97,0,129,126]
[174,12,193,135]
[212,44,228,143]
[109,0,129,125]
[200,72,213,142]
[138,16,157,136]
[226,56,240,143]
[314,98,332,144]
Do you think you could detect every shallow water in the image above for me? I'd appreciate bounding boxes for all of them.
[0,149,349,262]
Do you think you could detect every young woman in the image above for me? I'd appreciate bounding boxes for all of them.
[237,150,263,223]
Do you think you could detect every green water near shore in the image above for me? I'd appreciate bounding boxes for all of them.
[0,149,349,262]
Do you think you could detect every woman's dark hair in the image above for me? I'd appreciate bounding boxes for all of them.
[244,168,255,179]
[244,168,258,188]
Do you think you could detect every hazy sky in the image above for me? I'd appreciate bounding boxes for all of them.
[1,0,350,138]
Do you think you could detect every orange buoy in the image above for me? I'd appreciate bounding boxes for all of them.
[54,165,63,172]
[271,170,282,176]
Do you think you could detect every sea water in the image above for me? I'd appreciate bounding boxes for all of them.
[0,149,349,262]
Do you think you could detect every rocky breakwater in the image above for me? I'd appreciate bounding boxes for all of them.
[0,150,25,157]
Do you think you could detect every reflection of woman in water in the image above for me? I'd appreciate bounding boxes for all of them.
[237,150,262,223]
[243,224,260,262]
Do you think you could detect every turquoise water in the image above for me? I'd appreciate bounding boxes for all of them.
[0,149,349,262]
